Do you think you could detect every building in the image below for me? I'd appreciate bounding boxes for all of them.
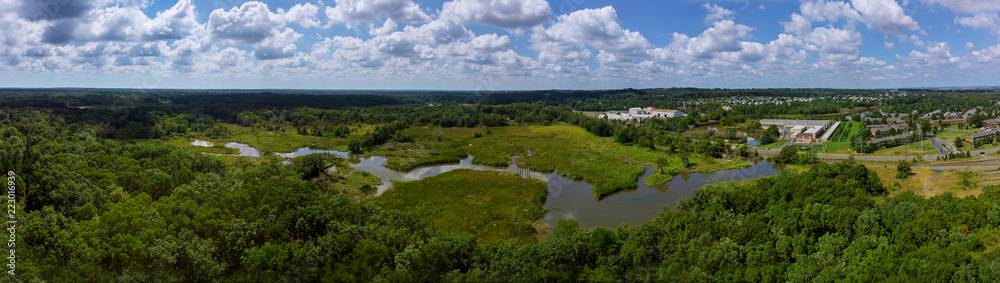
[982,118,1000,127]
[759,119,833,132]
[794,126,823,143]
[867,123,908,136]
[650,109,684,118]
[930,119,964,127]
[868,133,914,146]
[628,108,648,115]
[966,131,997,143]
[759,119,834,143]
[817,121,841,142]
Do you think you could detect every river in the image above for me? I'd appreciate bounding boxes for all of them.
[192,140,784,228]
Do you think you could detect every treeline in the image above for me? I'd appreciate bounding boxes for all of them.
[12,109,1000,281]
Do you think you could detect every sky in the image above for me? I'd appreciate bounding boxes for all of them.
[1,0,1000,90]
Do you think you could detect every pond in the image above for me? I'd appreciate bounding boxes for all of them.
[191,140,783,228]
[541,160,782,228]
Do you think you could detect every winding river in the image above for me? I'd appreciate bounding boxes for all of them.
[192,140,783,228]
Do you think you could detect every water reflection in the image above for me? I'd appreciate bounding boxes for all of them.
[350,155,556,195]
[540,160,782,228]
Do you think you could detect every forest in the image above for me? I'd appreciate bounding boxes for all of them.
[4,88,1000,281]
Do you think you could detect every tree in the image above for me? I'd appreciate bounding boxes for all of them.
[761,125,780,145]
[920,119,931,137]
[680,153,692,168]
[896,160,912,179]
[776,145,799,164]
[954,136,964,149]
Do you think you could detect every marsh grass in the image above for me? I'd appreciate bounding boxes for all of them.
[372,170,547,244]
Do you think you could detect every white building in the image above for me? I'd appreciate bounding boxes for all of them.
[651,109,684,118]
[628,108,648,115]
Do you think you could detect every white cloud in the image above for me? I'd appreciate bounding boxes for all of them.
[369,19,398,36]
[804,27,862,54]
[783,13,813,35]
[924,0,1000,14]
[885,41,896,49]
[851,0,920,33]
[325,0,431,25]
[900,34,925,47]
[33,0,197,44]
[279,3,321,28]
[967,43,1000,63]
[403,17,474,45]
[208,2,285,44]
[531,6,651,70]
[704,4,736,22]
[897,41,960,69]
[669,20,755,59]
[800,1,860,22]
[442,0,551,33]
[955,13,1000,38]
[799,0,919,34]
[253,28,302,60]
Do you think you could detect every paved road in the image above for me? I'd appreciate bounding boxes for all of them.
[927,135,949,155]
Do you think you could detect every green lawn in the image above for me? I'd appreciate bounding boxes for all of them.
[870,140,938,157]
[936,128,975,141]
[756,140,787,149]
[372,170,547,244]
[819,142,855,154]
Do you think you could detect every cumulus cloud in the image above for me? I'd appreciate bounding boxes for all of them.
[897,41,960,69]
[325,0,431,25]
[18,0,100,21]
[531,6,651,70]
[851,0,920,33]
[279,3,321,28]
[924,0,1000,14]
[209,2,285,44]
[666,20,755,60]
[704,4,736,22]
[800,1,860,22]
[369,19,398,36]
[35,0,197,44]
[442,0,551,33]
[955,13,1000,38]
[253,28,302,60]
[804,27,863,54]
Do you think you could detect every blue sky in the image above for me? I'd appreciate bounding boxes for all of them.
[2,0,999,90]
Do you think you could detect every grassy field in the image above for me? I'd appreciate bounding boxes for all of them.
[319,157,383,200]
[936,128,975,142]
[756,140,787,149]
[869,165,991,198]
[518,126,750,197]
[372,170,547,244]
[820,142,855,154]
[365,139,470,172]
[870,140,938,157]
